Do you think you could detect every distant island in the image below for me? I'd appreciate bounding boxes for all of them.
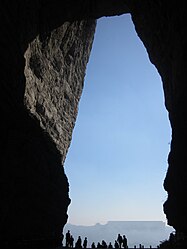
[63,221,174,248]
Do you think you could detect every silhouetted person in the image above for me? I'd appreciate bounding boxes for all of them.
[108,242,113,248]
[70,235,74,248]
[122,235,127,249]
[102,240,107,248]
[66,230,71,247]
[92,242,96,248]
[83,237,88,248]
[75,236,82,248]
[114,240,119,249]
[97,242,102,248]
[117,234,123,248]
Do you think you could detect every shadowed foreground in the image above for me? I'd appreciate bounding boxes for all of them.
[39,247,158,249]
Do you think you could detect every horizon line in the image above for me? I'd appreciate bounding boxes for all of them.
[66,220,168,226]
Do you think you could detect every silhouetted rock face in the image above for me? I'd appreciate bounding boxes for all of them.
[0,0,187,245]
[0,1,96,245]
[128,1,187,234]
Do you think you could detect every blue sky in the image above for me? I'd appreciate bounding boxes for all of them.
[64,14,171,226]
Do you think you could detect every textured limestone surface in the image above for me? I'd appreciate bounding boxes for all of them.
[1,0,187,246]
[24,20,95,164]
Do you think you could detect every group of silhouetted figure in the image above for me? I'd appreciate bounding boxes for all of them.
[64,230,128,249]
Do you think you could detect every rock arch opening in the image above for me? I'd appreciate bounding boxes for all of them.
[64,14,171,234]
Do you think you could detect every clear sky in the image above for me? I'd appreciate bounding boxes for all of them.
[64,14,171,226]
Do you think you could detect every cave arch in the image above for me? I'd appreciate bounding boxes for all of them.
[0,0,187,246]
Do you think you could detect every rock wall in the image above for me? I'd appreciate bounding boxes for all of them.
[24,20,95,164]
[0,0,187,246]
[128,1,187,234]
[0,1,96,245]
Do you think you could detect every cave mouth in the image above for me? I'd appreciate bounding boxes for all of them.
[64,14,171,227]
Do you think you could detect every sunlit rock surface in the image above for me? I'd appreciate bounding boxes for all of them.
[0,0,187,246]
[24,20,95,164]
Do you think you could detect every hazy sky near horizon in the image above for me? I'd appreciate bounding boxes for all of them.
[64,14,171,226]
